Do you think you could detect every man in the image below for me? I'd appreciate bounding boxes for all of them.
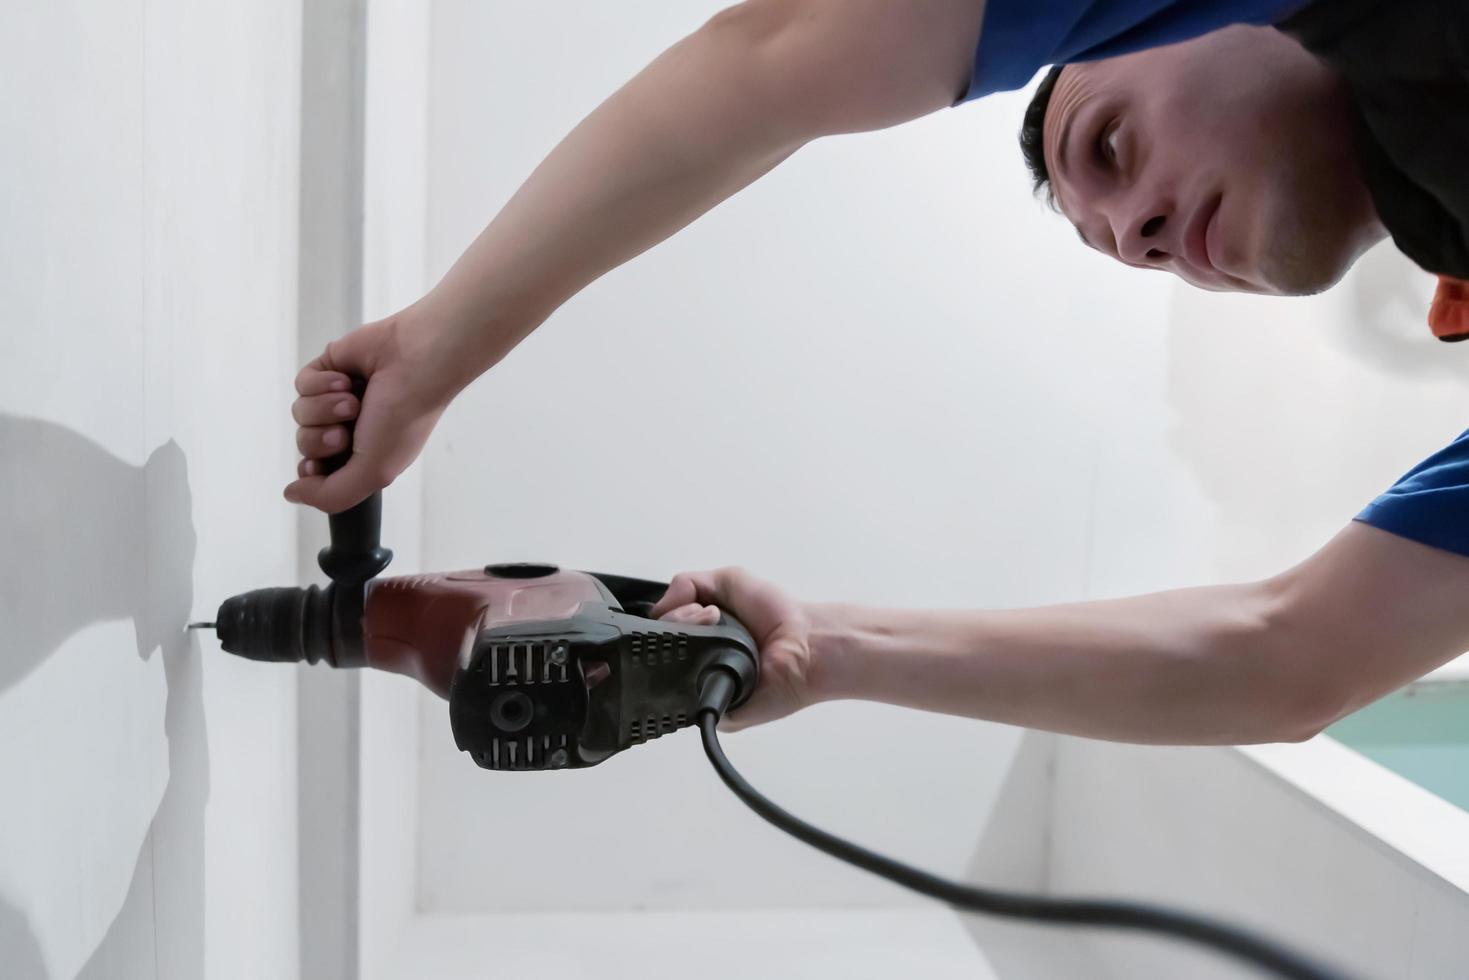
[287,0,1469,745]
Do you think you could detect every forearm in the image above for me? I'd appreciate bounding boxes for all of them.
[808,581,1327,745]
[410,0,983,388]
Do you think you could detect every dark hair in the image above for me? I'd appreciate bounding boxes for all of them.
[1019,65,1066,202]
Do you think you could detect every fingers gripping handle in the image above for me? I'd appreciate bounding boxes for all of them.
[316,378,392,585]
[589,572,760,712]
[583,574,758,716]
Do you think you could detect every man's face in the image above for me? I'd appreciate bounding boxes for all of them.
[1042,26,1383,296]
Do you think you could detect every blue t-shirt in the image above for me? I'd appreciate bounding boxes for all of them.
[964,0,1309,99]
[1357,431,1469,558]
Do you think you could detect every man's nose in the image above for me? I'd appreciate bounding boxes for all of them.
[1112,208,1172,267]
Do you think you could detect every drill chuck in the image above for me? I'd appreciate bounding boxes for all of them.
[215,584,338,665]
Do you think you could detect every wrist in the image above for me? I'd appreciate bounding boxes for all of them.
[804,601,865,705]
[394,297,516,400]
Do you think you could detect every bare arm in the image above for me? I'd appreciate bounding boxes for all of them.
[658,523,1469,744]
[812,523,1469,744]
[289,0,987,511]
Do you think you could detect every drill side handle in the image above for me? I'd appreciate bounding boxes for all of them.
[320,491,393,584]
[316,377,393,585]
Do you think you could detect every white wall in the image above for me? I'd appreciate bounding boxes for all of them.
[413,0,1178,914]
[358,1,431,977]
[0,2,303,978]
[1157,246,1469,586]
[1047,736,1469,980]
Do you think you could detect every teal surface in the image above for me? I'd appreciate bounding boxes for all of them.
[1328,682,1469,812]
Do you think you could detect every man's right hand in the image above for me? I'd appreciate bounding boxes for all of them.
[653,566,823,732]
[285,312,461,514]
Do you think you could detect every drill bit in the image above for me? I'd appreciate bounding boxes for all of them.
[187,622,216,631]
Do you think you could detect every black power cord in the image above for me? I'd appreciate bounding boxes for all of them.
[694,672,1354,980]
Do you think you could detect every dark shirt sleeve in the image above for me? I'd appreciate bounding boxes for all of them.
[962,0,1310,101]
[1356,430,1469,557]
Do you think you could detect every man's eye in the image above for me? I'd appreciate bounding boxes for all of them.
[1095,120,1120,168]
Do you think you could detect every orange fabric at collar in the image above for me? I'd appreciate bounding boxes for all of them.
[1430,276,1469,342]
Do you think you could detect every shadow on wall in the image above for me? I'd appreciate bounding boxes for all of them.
[0,893,47,980]
[1337,244,1468,380]
[1164,247,1469,582]
[0,413,205,979]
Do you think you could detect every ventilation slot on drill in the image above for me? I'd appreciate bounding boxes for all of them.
[484,642,570,686]
[628,713,685,745]
[479,734,570,771]
[625,632,690,668]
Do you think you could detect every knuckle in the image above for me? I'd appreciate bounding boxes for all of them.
[363,461,394,489]
[720,565,752,588]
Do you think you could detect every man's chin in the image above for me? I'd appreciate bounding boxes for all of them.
[1175,267,1270,296]
[1260,259,1351,298]
[1253,217,1372,297]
